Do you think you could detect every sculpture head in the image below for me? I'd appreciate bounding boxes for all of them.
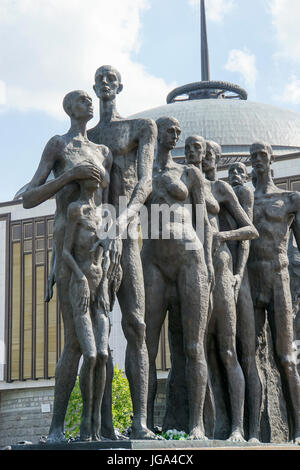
[202,140,222,173]
[63,90,93,121]
[185,135,206,165]
[156,116,181,151]
[228,162,248,187]
[250,141,274,175]
[93,65,123,101]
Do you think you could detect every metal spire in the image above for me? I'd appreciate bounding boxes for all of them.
[201,0,210,81]
[166,0,248,102]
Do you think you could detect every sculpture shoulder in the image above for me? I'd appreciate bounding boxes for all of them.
[87,126,100,144]
[289,191,300,211]
[184,164,205,184]
[44,134,66,156]
[215,179,233,197]
[234,185,254,205]
[130,117,157,137]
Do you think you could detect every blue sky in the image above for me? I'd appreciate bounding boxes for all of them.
[1,0,300,202]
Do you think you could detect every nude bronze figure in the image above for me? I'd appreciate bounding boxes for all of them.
[88,65,158,439]
[143,119,214,440]
[227,162,262,442]
[248,141,300,445]
[62,157,121,441]
[23,90,115,442]
[201,140,258,442]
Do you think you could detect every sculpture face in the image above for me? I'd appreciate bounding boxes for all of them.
[202,144,217,173]
[72,92,94,120]
[157,119,181,150]
[63,90,94,121]
[250,149,271,175]
[228,163,248,187]
[185,137,206,165]
[93,65,123,101]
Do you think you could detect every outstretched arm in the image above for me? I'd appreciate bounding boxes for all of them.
[217,181,258,242]
[114,119,157,237]
[232,186,254,300]
[101,147,113,205]
[23,136,64,208]
[62,220,84,280]
[190,167,214,286]
[291,192,300,251]
[23,136,103,209]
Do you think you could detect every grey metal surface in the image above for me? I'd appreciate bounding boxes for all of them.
[130,99,300,150]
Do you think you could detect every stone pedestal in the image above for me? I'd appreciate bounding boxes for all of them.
[4,439,300,451]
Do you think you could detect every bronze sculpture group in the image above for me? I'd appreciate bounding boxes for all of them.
[22,66,300,445]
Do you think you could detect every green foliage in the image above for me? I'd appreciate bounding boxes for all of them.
[64,365,132,439]
[64,377,82,439]
[111,366,133,432]
[161,429,188,440]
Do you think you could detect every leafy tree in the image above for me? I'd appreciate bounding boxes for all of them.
[64,376,82,439]
[64,365,132,439]
[111,366,133,432]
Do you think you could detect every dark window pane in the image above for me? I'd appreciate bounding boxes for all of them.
[12,225,21,241]
[277,182,288,190]
[291,180,300,192]
[48,220,53,236]
[36,221,45,237]
[24,223,32,239]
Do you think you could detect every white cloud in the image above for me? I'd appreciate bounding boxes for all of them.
[278,75,300,104]
[268,0,300,62]
[188,0,235,23]
[0,81,6,105]
[224,49,257,88]
[0,0,176,120]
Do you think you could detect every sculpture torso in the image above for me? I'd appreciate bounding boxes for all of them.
[67,200,104,295]
[51,135,110,265]
[204,178,233,269]
[88,118,149,210]
[249,190,295,268]
[145,162,204,282]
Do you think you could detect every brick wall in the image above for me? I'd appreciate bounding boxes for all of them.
[0,387,54,447]
[0,379,168,447]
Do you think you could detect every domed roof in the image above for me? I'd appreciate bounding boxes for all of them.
[130,98,300,155]
[129,0,300,158]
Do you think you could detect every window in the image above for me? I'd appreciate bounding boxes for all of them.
[36,221,45,237]
[12,224,21,241]
[24,223,32,239]
[291,179,300,192]
[7,216,63,382]
[23,239,32,253]
[276,182,288,190]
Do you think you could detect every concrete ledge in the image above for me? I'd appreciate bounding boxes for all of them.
[4,439,300,451]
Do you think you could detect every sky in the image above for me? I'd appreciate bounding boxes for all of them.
[1,0,300,202]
